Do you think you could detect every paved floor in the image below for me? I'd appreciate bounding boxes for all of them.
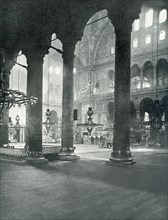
[0,145,168,220]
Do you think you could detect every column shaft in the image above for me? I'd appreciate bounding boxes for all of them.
[26,56,43,152]
[0,69,10,146]
[0,110,9,146]
[153,67,157,89]
[140,68,143,90]
[112,27,132,158]
[61,43,75,152]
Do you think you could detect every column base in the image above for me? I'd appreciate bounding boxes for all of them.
[58,148,80,161]
[106,157,135,167]
[106,150,136,166]
[26,151,48,164]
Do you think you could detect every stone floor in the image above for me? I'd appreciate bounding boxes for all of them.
[0,145,168,220]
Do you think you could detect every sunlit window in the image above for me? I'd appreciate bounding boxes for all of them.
[111,46,115,54]
[73,67,77,74]
[146,34,151,44]
[144,112,149,122]
[160,30,166,40]
[133,38,138,48]
[159,9,167,23]
[133,19,140,31]
[145,9,153,27]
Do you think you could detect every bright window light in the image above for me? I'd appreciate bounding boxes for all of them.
[73,68,77,74]
[133,19,140,31]
[160,30,166,40]
[111,46,115,54]
[49,66,53,74]
[159,9,167,23]
[145,9,153,27]
[55,66,61,75]
[133,38,138,48]
[146,34,151,44]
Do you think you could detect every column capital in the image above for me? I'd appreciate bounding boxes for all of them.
[108,0,143,35]
[62,41,76,60]
[22,47,49,62]
[0,51,16,89]
[0,51,17,71]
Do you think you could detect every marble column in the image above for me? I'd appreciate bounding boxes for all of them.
[153,66,157,89]
[108,22,134,164]
[0,70,10,146]
[24,51,45,155]
[140,67,143,90]
[60,41,79,160]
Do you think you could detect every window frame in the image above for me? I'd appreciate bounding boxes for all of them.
[159,9,167,23]
[145,8,154,28]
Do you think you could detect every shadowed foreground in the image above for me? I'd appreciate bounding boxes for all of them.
[0,146,168,220]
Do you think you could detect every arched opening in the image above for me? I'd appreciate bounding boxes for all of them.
[133,38,138,48]
[140,97,154,122]
[146,34,151,44]
[143,61,153,88]
[159,9,167,23]
[133,19,140,31]
[159,30,166,40]
[161,96,168,123]
[131,64,140,90]
[145,8,153,28]
[43,33,63,143]
[157,59,168,87]
[9,51,27,143]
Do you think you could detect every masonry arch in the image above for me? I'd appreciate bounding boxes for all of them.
[140,97,154,122]
[157,58,168,87]
[143,61,153,88]
[131,64,141,90]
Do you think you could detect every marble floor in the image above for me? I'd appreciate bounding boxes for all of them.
[0,145,168,220]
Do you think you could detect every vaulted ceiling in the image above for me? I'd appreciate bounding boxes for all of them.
[0,0,167,58]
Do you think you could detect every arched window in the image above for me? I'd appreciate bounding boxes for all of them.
[51,33,56,41]
[160,30,166,40]
[143,61,153,88]
[145,9,153,27]
[133,38,138,48]
[111,46,115,54]
[159,9,167,23]
[146,34,151,44]
[133,19,140,31]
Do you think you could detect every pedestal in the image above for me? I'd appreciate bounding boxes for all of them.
[26,151,48,164]
[58,147,80,161]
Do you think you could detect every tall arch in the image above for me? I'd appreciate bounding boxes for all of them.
[161,96,168,123]
[131,64,140,89]
[93,19,111,63]
[94,21,114,63]
[143,61,153,88]
[145,8,153,27]
[140,97,154,121]
[157,59,168,87]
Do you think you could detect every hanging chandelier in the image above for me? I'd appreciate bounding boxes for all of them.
[43,108,51,134]
[77,107,103,135]
[43,52,52,138]
[77,39,103,134]
[0,51,38,123]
